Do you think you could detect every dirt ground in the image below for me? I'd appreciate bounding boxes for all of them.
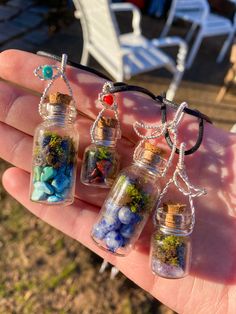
[0,4,235,314]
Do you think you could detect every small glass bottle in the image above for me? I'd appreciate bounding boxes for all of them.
[81,117,120,188]
[151,202,193,279]
[30,92,79,205]
[91,142,166,256]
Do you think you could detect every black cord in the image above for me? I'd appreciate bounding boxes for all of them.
[161,102,204,155]
[36,51,212,155]
[37,51,111,81]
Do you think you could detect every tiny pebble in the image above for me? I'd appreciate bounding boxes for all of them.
[51,174,70,193]
[104,202,120,218]
[105,231,124,252]
[47,195,63,202]
[151,259,185,278]
[34,181,54,195]
[118,206,135,224]
[92,223,108,240]
[120,224,135,238]
[31,189,47,201]
[41,166,57,181]
[102,215,121,232]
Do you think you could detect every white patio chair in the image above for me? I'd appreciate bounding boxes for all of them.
[72,0,188,100]
[161,0,236,68]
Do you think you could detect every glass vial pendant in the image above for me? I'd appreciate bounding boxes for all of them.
[81,116,120,188]
[91,142,165,256]
[151,202,193,279]
[30,92,79,205]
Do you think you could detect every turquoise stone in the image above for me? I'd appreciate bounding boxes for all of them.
[41,166,57,182]
[42,65,53,79]
[34,181,54,195]
[31,189,47,201]
[33,166,42,181]
[47,195,63,202]
[56,188,69,199]
[51,174,70,193]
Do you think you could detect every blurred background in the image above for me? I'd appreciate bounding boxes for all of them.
[0,0,235,313]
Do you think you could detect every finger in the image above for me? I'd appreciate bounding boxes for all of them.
[0,81,41,136]
[0,50,162,141]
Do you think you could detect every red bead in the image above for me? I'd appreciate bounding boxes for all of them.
[103,94,114,106]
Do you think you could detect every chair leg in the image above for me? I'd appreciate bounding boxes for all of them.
[80,45,89,65]
[160,4,176,38]
[186,31,203,69]
[217,31,235,63]
[185,23,198,42]
[216,67,235,102]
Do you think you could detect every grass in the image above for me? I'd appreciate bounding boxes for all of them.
[0,159,174,313]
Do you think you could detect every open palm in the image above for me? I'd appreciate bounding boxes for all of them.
[0,50,236,314]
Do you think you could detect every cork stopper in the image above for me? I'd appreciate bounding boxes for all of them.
[144,142,165,156]
[49,92,72,105]
[142,142,165,164]
[95,117,119,141]
[163,202,186,228]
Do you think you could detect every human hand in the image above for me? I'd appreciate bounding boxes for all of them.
[0,50,235,314]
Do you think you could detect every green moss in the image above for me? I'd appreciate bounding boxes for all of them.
[126,184,142,202]
[96,146,111,160]
[155,234,185,266]
[49,134,62,149]
[161,235,181,251]
[33,131,76,169]
[126,183,150,213]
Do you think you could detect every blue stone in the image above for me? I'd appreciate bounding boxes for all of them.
[51,174,70,193]
[130,213,142,224]
[102,215,121,231]
[105,231,124,252]
[34,181,54,195]
[92,223,108,240]
[56,188,69,199]
[31,189,47,201]
[66,164,74,177]
[47,195,63,203]
[42,65,53,80]
[104,202,120,218]
[118,206,136,224]
[41,166,57,182]
[58,165,67,175]
[120,224,135,238]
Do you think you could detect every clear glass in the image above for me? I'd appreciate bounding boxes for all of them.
[80,144,120,188]
[91,163,162,256]
[30,120,79,205]
[150,230,191,279]
[150,207,193,279]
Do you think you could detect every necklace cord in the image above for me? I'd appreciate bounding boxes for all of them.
[36,51,211,155]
